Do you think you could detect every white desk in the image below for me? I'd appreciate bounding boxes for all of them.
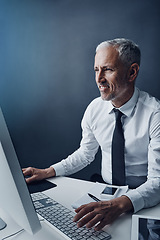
[0,176,133,239]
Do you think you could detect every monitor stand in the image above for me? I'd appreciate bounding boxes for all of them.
[0,217,7,230]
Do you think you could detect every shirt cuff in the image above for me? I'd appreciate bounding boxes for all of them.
[51,162,66,176]
[124,189,145,213]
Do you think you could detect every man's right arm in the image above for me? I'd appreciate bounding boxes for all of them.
[22,166,56,184]
[23,99,99,183]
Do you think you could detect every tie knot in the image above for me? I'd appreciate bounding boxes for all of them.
[113,109,123,120]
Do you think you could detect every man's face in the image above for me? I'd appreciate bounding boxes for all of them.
[94,46,133,107]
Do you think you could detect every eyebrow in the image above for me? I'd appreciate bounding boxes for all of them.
[94,65,113,70]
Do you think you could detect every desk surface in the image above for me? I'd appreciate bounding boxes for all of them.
[1,176,132,240]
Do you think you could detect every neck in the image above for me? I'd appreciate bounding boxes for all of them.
[111,87,135,108]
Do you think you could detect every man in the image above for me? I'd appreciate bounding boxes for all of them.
[23,38,160,234]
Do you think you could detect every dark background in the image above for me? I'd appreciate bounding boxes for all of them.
[0,0,160,181]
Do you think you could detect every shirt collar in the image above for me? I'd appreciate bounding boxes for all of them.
[107,87,139,117]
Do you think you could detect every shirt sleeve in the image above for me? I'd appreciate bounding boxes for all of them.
[51,104,99,176]
[124,111,160,213]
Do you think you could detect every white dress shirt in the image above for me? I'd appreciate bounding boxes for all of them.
[52,87,160,213]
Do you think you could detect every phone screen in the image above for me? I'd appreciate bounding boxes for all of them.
[102,186,117,195]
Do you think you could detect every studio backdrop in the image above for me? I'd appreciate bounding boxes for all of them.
[0,0,160,180]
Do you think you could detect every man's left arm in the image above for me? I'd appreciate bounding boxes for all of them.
[124,110,160,213]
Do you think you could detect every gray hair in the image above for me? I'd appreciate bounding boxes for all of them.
[96,38,141,67]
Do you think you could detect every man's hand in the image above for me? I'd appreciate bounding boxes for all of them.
[73,195,133,231]
[22,166,56,184]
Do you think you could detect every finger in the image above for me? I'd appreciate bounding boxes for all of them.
[75,201,101,214]
[74,204,95,222]
[75,204,86,213]
[77,211,96,228]
[86,214,103,229]
[22,167,33,176]
[94,219,107,231]
[25,175,37,184]
[22,168,27,175]
[73,208,89,222]
[94,211,117,231]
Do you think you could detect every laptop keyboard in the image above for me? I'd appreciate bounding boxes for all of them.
[31,192,111,240]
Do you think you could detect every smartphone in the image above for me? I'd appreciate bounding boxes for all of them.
[101,186,118,195]
[100,185,128,199]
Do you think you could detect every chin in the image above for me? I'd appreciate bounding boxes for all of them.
[101,93,111,101]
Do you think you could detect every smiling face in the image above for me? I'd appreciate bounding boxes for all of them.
[94,45,137,107]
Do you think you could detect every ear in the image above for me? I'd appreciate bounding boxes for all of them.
[128,63,139,82]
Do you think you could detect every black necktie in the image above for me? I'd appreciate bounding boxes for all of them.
[112,109,125,186]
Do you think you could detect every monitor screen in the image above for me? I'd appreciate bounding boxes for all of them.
[0,108,41,235]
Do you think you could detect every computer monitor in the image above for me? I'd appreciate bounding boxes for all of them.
[0,108,41,235]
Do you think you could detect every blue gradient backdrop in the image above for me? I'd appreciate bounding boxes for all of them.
[0,0,160,180]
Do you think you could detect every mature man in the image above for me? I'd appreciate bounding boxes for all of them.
[23,38,160,235]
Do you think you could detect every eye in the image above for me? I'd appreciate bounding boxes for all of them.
[103,67,113,71]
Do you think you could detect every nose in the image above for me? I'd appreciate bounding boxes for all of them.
[97,68,105,83]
